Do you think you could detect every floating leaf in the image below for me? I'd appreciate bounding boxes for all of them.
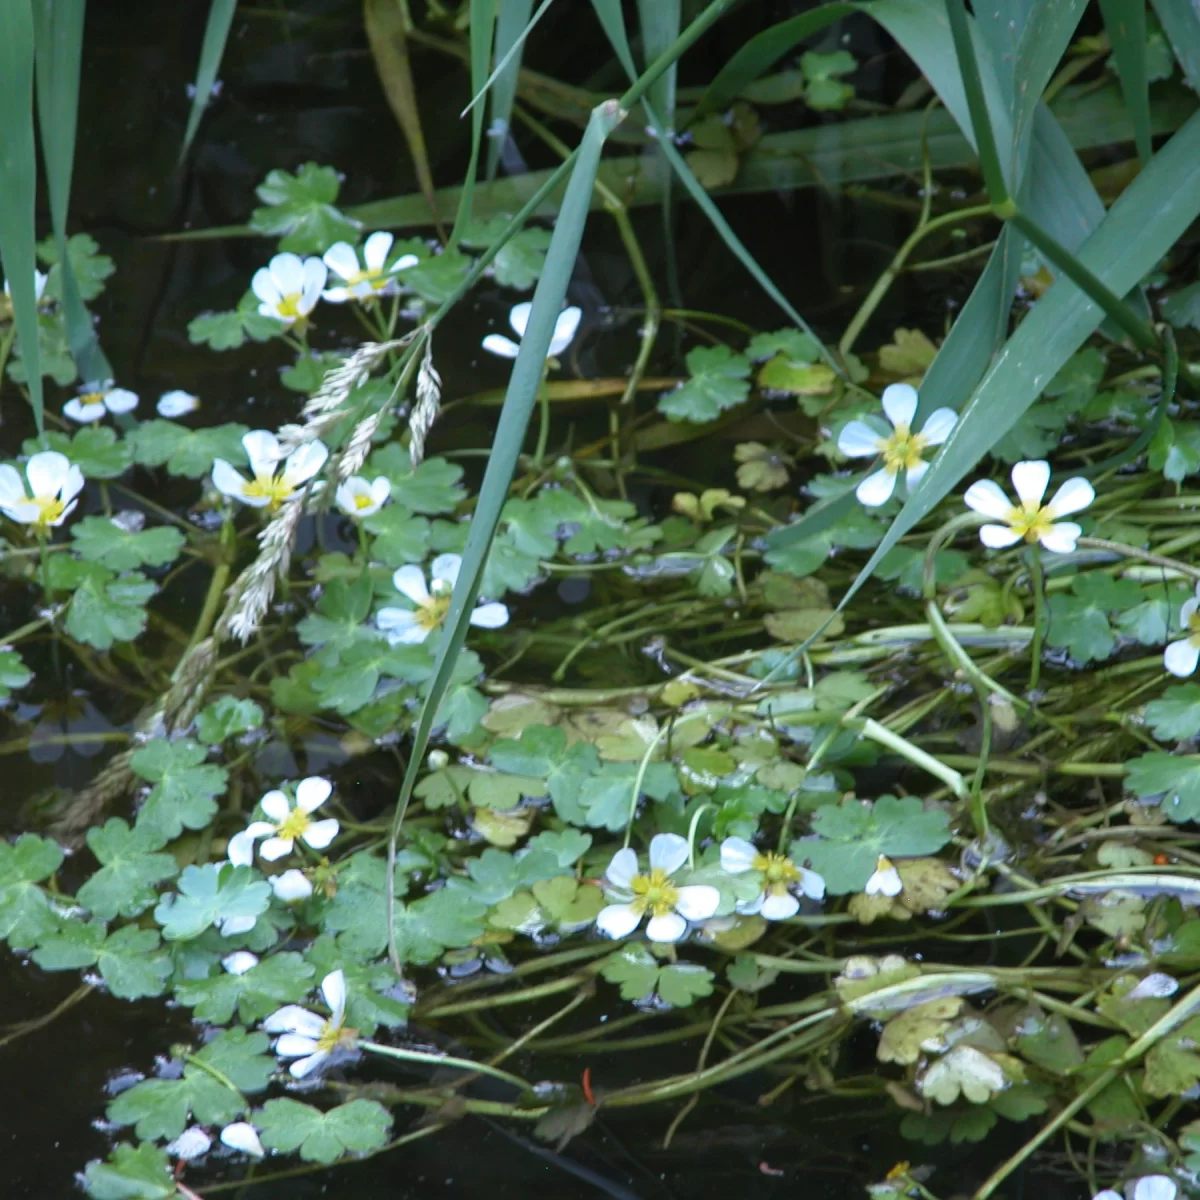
[256,1098,392,1164]
[249,162,361,253]
[77,818,178,920]
[154,864,271,941]
[657,345,751,423]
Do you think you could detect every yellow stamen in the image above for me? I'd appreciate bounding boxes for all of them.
[415,593,452,633]
[881,425,928,475]
[79,391,105,406]
[353,492,375,510]
[1188,609,1200,649]
[242,473,295,511]
[1007,501,1055,544]
[274,807,312,843]
[276,293,303,320]
[752,851,801,896]
[628,867,680,919]
[32,496,66,528]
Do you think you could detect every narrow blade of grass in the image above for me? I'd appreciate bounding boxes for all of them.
[1099,0,1151,164]
[364,0,442,235]
[0,2,43,432]
[387,100,624,973]
[180,0,236,157]
[484,0,534,179]
[1153,0,1200,91]
[636,0,680,131]
[447,0,497,247]
[32,0,111,389]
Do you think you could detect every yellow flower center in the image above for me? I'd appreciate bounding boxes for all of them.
[80,391,105,406]
[752,851,801,895]
[342,267,389,294]
[274,807,312,843]
[880,425,928,475]
[628,867,680,918]
[1008,501,1055,544]
[353,492,375,511]
[415,584,453,632]
[315,1017,353,1053]
[32,495,66,528]
[1188,609,1200,649]
[276,292,304,320]
[242,472,294,510]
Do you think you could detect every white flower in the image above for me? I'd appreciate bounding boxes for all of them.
[836,384,957,507]
[2,270,48,312]
[719,836,824,920]
[595,833,721,943]
[166,1126,212,1160]
[0,450,85,529]
[322,232,418,303]
[335,474,390,518]
[482,302,581,360]
[220,1121,265,1158]
[263,969,353,1078]
[963,460,1094,553]
[222,951,259,976]
[252,252,326,326]
[1095,1178,1179,1200]
[212,430,328,510]
[377,553,508,645]
[865,854,903,897]
[1165,582,1200,678]
[157,390,200,418]
[270,868,313,903]
[227,776,339,864]
[63,382,139,423]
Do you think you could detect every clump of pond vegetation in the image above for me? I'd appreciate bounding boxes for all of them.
[7,1,1200,1197]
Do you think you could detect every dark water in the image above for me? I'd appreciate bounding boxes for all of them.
[0,3,1048,1197]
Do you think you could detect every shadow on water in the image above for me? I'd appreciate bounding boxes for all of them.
[0,3,1074,1196]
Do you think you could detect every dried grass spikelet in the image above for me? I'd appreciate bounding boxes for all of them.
[409,340,442,467]
[216,496,307,643]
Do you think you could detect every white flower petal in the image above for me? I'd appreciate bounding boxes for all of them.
[280,441,328,489]
[211,459,249,500]
[1037,522,1081,554]
[1010,460,1050,508]
[798,867,825,900]
[323,242,361,281]
[221,913,258,937]
[719,837,758,874]
[392,565,431,606]
[377,607,426,644]
[1045,476,1094,518]
[320,969,347,1020]
[296,776,332,812]
[469,602,509,629]
[2,500,42,525]
[1164,638,1200,678]
[104,388,139,415]
[1134,1178,1179,1200]
[920,407,957,445]
[508,301,533,338]
[548,306,582,356]
[260,790,291,822]
[674,884,720,921]
[759,891,801,921]
[158,390,200,417]
[288,1049,330,1079]
[363,231,394,272]
[837,419,884,459]
[734,892,765,915]
[648,832,689,876]
[645,911,687,943]
[264,1005,325,1038]
[166,1127,212,1161]
[242,430,282,479]
[271,869,313,902]
[274,1033,320,1058]
[595,902,641,939]
[979,523,1023,549]
[299,258,328,313]
[866,858,903,897]
[856,467,897,508]
[482,333,520,358]
[269,252,305,295]
[227,827,265,867]
[963,479,1015,521]
[393,253,418,272]
[60,464,86,505]
[26,451,73,499]
[1185,596,1200,623]
[222,951,259,976]
[905,460,929,489]
[220,1122,265,1158]
[302,818,339,850]
[64,398,105,422]
[259,835,293,861]
[251,267,282,306]
[0,464,25,506]
[604,847,638,889]
[431,553,463,588]
[881,383,918,430]
[370,477,391,505]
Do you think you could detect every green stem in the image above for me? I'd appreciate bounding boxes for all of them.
[357,1040,531,1091]
[1029,543,1045,692]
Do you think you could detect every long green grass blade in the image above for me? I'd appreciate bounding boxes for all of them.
[181,0,236,158]
[1153,0,1200,91]
[636,0,680,131]
[32,0,111,390]
[695,4,856,116]
[386,101,624,973]
[1099,0,1151,163]
[589,0,637,79]
[0,1,44,432]
[448,0,497,247]
[841,107,1200,612]
[365,0,442,232]
[484,0,534,179]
